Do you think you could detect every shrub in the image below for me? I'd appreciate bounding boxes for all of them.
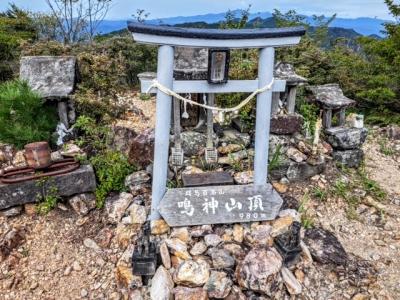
[0,80,57,149]
[73,115,111,153]
[90,150,136,208]
[73,115,136,207]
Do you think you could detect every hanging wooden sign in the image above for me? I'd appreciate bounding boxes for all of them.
[159,184,282,227]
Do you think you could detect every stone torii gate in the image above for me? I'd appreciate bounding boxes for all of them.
[128,22,305,223]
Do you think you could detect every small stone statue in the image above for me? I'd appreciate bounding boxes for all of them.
[274,221,302,265]
[132,223,158,280]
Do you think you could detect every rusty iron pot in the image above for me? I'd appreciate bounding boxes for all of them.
[24,142,51,169]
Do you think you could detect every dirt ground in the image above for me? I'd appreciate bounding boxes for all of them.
[0,114,400,299]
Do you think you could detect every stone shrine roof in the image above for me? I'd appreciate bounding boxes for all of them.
[274,62,307,85]
[308,84,356,109]
[20,56,76,99]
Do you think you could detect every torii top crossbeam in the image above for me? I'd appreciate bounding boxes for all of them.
[128,22,305,222]
[128,22,305,48]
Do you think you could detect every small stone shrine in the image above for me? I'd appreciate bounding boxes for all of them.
[309,84,355,129]
[309,83,367,167]
[270,62,308,135]
[20,56,77,144]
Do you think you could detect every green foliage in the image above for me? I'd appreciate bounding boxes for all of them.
[273,5,400,125]
[73,115,136,207]
[332,179,349,199]
[327,164,387,220]
[220,6,251,29]
[35,177,60,214]
[358,165,387,201]
[298,193,314,229]
[296,94,320,135]
[312,186,328,202]
[273,9,308,28]
[90,150,135,208]
[228,153,245,172]
[73,115,110,152]
[268,144,284,172]
[379,138,395,156]
[0,4,36,81]
[0,80,57,149]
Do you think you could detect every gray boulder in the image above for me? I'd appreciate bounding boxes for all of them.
[326,127,368,150]
[332,149,364,168]
[304,227,348,265]
[180,131,208,157]
[286,159,326,182]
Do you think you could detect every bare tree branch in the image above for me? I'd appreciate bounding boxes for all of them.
[44,0,112,44]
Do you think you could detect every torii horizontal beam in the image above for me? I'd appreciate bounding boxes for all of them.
[128,22,306,48]
[140,79,287,94]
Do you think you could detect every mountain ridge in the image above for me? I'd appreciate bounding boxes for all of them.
[97,10,390,37]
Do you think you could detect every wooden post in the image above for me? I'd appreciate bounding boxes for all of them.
[150,45,174,220]
[287,86,297,114]
[271,92,280,115]
[254,47,275,186]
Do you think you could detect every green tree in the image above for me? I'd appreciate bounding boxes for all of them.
[220,6,251,29]
[0,4,36,81]
[0,80,57,149]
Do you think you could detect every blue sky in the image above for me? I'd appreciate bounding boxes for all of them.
[0,0,393,20]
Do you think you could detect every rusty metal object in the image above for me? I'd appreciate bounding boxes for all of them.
[24,142,51,169]
[0,158,80,184]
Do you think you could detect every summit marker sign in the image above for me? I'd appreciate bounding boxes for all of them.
[159,184,282,227]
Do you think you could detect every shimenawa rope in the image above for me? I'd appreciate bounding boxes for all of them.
[146,78,275,113]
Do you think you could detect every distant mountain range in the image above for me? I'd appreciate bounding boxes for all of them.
[97,10,390,37]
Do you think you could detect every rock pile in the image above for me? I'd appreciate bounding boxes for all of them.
[114,188,378,299]
[174,128,329,184]
[326,127,368,168]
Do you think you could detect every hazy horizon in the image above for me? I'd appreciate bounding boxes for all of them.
[0,0,394,21]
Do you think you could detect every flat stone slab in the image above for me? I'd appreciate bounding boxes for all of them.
[270,114,303,135]
[308,84,355,109]
[326,127,368,150]
[182,172,233,187]
[20,56,76,98]
[0,165,96,210]
[159,184,283,227]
